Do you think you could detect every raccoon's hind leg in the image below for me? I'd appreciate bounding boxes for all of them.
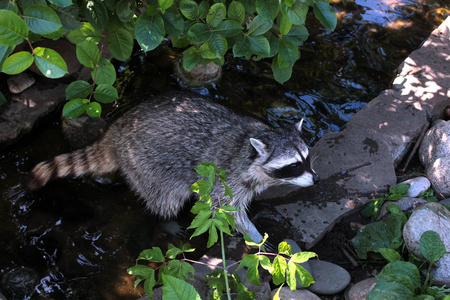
[27,141,118,191]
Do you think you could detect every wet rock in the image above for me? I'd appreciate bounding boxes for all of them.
[7,73,36,93]
[307,260,351,295]
[62,115,106,148]
[419,120,450,166]
[403,202,450,286]
[174,60,222,87]
[271,286,320,300]
[67,278,101,300]
[1,266,39,299]
[378,197,427,220]
[399,177,431,197]
[348,277,378,300]
[426,157,450,197]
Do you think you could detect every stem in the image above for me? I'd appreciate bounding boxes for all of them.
[220,229,232,300]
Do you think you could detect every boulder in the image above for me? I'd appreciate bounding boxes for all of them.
[419,120,450,166]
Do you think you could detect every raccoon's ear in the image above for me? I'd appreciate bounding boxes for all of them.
[249,138,267,156]
[295,119,304,132]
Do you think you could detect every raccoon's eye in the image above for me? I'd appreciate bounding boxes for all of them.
[290,163,298,168]
[270,162,305,179]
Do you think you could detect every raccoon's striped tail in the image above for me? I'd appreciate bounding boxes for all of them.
[27,141,118,191]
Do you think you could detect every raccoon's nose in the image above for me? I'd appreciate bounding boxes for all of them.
[313,175,320,183]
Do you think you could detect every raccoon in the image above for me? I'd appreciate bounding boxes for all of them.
[27,92,319,244]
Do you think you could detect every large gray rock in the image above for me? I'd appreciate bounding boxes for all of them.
[403,202,450,287]
[348,277,378,300]
[426,157,450,197]
[419,121,450,166]
[307,260,351,295]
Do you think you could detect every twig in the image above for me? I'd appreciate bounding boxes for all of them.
[340,246,358,267]
[398,123,429,173]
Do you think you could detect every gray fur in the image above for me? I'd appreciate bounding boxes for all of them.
[28,92,317,243]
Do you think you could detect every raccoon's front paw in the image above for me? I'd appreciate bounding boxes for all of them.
[161,221,190,239]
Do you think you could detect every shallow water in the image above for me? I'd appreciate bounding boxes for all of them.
[1,1,449,299]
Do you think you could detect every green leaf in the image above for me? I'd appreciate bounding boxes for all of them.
[0,9,29,46]
[63,98,88,118]
[237,254,261,286]
[33,47,68,78]
[376,248,401,262]
[0,1,18,13]
[23,5,62,34]
[84,0,109,31]
[162,7,184,37]
[182,46,207,70]
[288,261,314,288]
[206,3,226,27]
[108,28,133,61]
[179,0,199,20]
[248,15,272,36]
[188,23,212,44]
[284,24,308,46]
[206,223,218,247]
[290,251,317,264]
[279,16,292,36]
[271,54,292,84]
[2,51,34,74]
[208,34,227,58]
[0,91,6,105]
[53,5,82,30]
[161,274,201,300]
[76,40,100,68]
[128,265,156,299]
[228,1,245,24]
[47,0,73,7]
[278,242,292,255]
[188,209,212,229]
[419,230,446,265]
[86,102,101,117]
[66,80,92,100]
[93,84,118,103]
[191,218,213,238]
[158,0,173,13]
[198,0,209,19]
[248,35,270,56]
[281,0,308,25]
[278,38,299,64]
[377,261,421,292]
[137,247,165,262]
[93,57,116,85]
[272,255,287,285]
[135,10,165,52]
[256,0,279,21]
[312,1,337,31]
[232,35,250,57]
[214,20,242,37]
[66,22,101,44]
[116,0,136,23]
[367,280,414,300]
[389,183,410,195]
[0,44,14,67]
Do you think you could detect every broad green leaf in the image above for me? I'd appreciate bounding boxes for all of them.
[292,262,314,288]
[63,98,88,118]
[214,20,242,37]
[367,280,414,300]
[179,0,199,20]
[232,35,250,57]
[92,57,116,85]
[47,0,73,7]
[108,28,133,61]
[182,46,207,70]
[116,0,136,22]
[241,0,256,14]
[208,34,227,58]
[377,248,401,262]
[24,4,62,35]
[158,0,172,13]
[278,242,292,255]
[248,35,270,56]
[313,1,337,31]
[290,251,317,264]
[188,209,212,229]
[2,51,34,74]
[135,10,165,52]
[162,7,184,36]
[377,261,421,292]
[256,0,279,21]
[66,22,101,44]
[137,247,165,262]
[33,47,68,78]
[206,3,226,27]
[84,0,109,31]
[271,54,293,84]
[86,102,101,117]
[237,254,261,286]
[76,40,100,68]
[207,223,218,247]
[0,9,29,46]
[248,15,272,36]
[278,38,299,64]
[53,5,82,30]
[267,32,280,56]
[94,84,119,103]
[280,16,292,36]
[189,201,211,214]
[284,24,308,46]
[281,0,308,25]
[198,0,209,19]
[161,274,201,300]
[420,230,446,265]
[0,44,14,67]
[66,80,92,100]
[389,183,410,195]
[228,1,245,24]
[188,23,212,44]
[0,1,18,13]
[191,218,213,238]
[272,255,287,285]
[166,245,183,259]
[128,265,156,299]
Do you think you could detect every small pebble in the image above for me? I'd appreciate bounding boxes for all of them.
[7,73,35,93]
[307,260,351,295]
[398,177,430,197]
[271,286,320,300]
[348,277,378,300]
